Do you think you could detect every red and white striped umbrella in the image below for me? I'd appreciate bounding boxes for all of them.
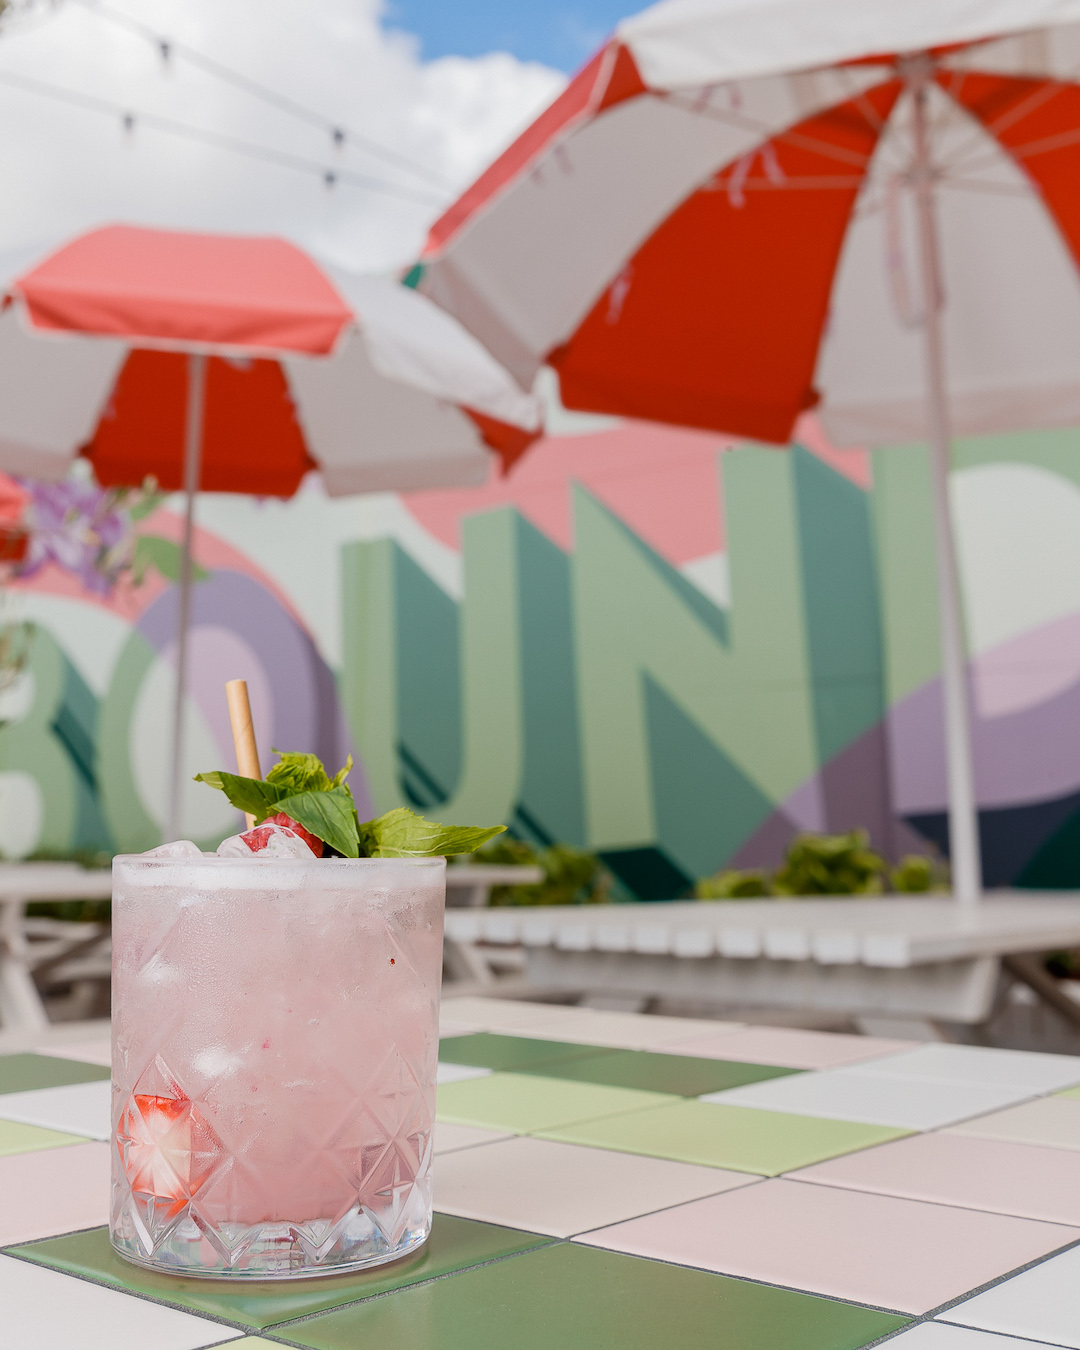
[0,224,540,837]
[418,0,1080,902]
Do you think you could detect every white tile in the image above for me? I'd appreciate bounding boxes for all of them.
[0,1254,241,1349]
[891,1323,1064,1350]
[855,1045,1080,1093]
[0,1080,111,1139]
[703,1070,1037,1130]
[942,1242,1080,1347]
[436,1062,492,1085]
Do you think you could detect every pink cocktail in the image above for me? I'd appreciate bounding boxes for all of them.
[110,854,445,1279]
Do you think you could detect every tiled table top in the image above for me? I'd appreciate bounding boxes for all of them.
[3,998,1080,1348]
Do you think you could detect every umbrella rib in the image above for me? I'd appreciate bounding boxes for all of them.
[664,93,875,170]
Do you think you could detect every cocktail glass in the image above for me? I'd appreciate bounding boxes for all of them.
[110,853,445,1279]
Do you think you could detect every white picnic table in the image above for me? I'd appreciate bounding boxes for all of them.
[0,861,546,1034]
[444,894,1080,1028]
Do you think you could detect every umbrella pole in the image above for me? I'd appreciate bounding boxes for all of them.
[909,67,982,903]
[166,352,208,843]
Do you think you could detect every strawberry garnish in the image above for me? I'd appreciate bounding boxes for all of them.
[264,812,324,856]
[120,1093,191,1207]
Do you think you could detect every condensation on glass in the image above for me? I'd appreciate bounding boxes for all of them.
[110,854,445,1279]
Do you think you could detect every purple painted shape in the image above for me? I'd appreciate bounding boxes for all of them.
[728,810,802,870]
[889,667,1080,814]
[818,719,900,859]
[975,610,1080,717]
[137,570,373,818]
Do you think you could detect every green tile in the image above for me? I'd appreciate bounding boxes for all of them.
[538,1099,911,1175]
[275,1239,908,1350]
[438,1033,601,1072]
[436,1072,675,1133]
[0,1053,110,1094]
[6,1216,552,1330]
[527,1048,801,1096]
[0,1118,87,1156]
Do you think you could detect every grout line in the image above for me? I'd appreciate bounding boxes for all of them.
[778,1172,1080,1226]
[923,1230,1080,1319]
[0,1243,257,1334]
[564,1240,914,1319]
[567,1176,770,1238]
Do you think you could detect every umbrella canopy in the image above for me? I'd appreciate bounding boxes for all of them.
[0,225,539,494]
[0,224,540,839]
[418,0,1080,902]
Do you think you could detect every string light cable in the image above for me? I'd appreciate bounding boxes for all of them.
[67,0,455,192]
[0,63,449,204]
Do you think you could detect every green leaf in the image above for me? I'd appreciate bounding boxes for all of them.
[359,806,505,858]
[275,787,360,858]
[266,751,333,795]
[133,535,209,586]
[193,771,286,820]
[331,754,353,790]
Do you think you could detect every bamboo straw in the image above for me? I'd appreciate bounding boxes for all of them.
[225,679,261,828]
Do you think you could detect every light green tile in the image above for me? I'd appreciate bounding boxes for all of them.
[276,1241,908,1350]
[538,1099,911,1175]
[436,1072,675,1133]
[0,1118,86,1156]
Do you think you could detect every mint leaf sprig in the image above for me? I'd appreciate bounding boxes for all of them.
[195,751,505,859]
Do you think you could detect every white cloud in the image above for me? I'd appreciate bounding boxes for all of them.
[0,0,565,271]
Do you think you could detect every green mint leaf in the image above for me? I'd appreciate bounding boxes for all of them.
[194,771,286,819]
[359,806,506,858]
[265,751,334,795]
[275,787,360,858]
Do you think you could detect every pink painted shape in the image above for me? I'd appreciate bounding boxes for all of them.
[403,421,732,565]
[974,611,1080,718]
[662,1027,914,1070]
[577,1178,1079,1315]
[789,1131,1080,1226]
[794,411,872,490]
[10,505,308,631]
[0,1142,110,1244]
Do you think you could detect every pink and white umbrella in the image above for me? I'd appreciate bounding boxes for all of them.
[418,0,1080,901]
[0,224,540,837]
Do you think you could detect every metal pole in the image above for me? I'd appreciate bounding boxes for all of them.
[166,352,208,843]
[908,62,982,903]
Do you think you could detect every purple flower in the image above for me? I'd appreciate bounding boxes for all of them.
[17,477,136,595]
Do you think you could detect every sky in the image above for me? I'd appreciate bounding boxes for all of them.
[383,0,627,71]
[0,0,584,272]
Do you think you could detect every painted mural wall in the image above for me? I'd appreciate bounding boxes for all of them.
[4,411,1080,897]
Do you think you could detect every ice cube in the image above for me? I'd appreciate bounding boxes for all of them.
[141,839,203,858]
[216,824,316,859]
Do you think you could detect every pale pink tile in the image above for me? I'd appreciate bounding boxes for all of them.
[664,1025,913,1069]
[433,1122,513,1154]
[576,1178,1078,1314]
[37,1040,112,1067]
[789,1131,1080,1225]
[0,1142,110,1244]
[435,1135,755,1237]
